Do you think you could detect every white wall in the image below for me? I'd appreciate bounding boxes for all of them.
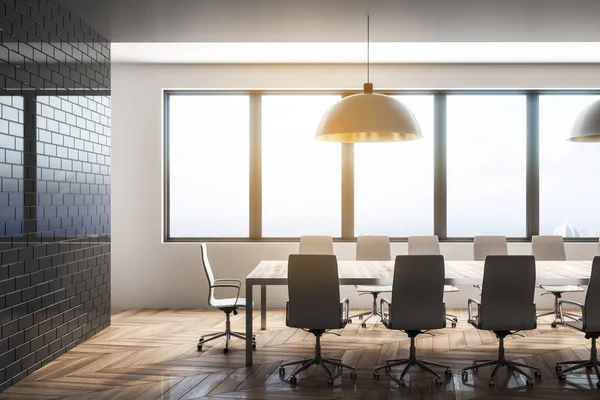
[111,63,600,309]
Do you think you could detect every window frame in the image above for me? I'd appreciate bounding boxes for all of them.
[163,89,600,243]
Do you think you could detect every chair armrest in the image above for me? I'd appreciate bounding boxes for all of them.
[210,284,241,305]
[380,298,391,326]
[467,298,481,323]
[558,300,584,324]
[340,298,350,323]
[214,278,241,287]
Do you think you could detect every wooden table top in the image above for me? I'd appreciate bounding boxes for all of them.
[246,260,592,286]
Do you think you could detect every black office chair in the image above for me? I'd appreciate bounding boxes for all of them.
[278,254,357,385]
[556,256,600,388]
[462,255,542,387]
[373,255,452,386]
[197,243,255,353]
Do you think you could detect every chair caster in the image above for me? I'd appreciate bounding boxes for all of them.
[445,368,453,377]
[398,378,406,387]
[451,322,457,328]
[385,365,391,371]
[535,370,542,378]
[555,365,562,373]
[223,347,228,354]
[350,370,357,379]
[373,372,380,380]
[453,317,458,322]
[461,370,468,381]
[327,378,334,385]
[489,379,496,387]
[290,376,297,385]
[358,315,363,320]
[252,342,256,350]
[596,381,600,389]
[551,322,558,328]
[197,344,203,351]
[558,374,566,382]
[526,379,534,387]
[347,319,352,324]
[361,323,367,328]
[279,367,285,376]
[436,377,443,385]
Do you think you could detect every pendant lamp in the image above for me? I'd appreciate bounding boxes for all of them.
[315,16,422,143]
[568,99,600,142]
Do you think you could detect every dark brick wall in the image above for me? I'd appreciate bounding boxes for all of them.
[0,0,110,390]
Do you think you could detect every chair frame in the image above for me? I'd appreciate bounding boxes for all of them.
[555,300,600,388]
[462,298,542,386]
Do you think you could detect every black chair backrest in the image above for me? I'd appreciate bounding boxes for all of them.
[287,254,341,329]
[584,256,600,332]
[390,255,445,331]
[480,255,536,331]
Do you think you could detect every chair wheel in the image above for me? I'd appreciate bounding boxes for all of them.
[489,379,496,387]
[558,374,566,382]
[197,344,202,351]
[223,348,228,354]
[361,323,367,328]
[462,370,468,381]
[551,322,557,328]
[436,377,443,385]
[555,365,562,373]
[535,370,542,378]
[526,379,534,387]
[385,365,391,371]
[290,376,297,384]
[327,378,334,385]
[399,378,406,387]
[279,367,285,376]
[373,372,380,379]
[453,317,458,322]
[358,315,363,320]
[252,343,256,350]
[596,381,600,389]
[350,370,357,379]
[451,322,457,328]
[445,368,453,377]
[347,319,352,324]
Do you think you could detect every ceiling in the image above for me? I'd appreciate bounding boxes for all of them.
[59,0,600,43]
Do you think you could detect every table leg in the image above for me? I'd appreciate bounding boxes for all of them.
[246,281,253,366]
[261,285,267,330]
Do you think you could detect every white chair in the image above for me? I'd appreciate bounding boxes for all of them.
[350,236,392,327]
[299,236,334,255]
[532,235,584,327]
[408,236,459,328]
[278,254,357,385]
[473,236,508,290]
[197,243,255,353]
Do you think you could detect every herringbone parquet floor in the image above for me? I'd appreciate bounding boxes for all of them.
[1,308,599,400]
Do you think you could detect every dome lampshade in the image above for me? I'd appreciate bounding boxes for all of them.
[569,99,600,142]
[315,83,422,143]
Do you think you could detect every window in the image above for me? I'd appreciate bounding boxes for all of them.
[354,95,434,236]
[539,95,600,237]
[446,95,527,237]
[167,94,249,237]
[261,95,342,237]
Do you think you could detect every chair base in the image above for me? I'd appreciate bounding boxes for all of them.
[461,335,541,387]
[374,334,452,386]
[556,337,600,389]
[537,292,581,328]
[279,333,356,385]
[197,308,256,353]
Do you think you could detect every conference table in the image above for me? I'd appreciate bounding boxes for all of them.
[244,260,592,365]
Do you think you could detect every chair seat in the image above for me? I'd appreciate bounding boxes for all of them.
[444,285,459,293]
[356,285,392,293]
[211,297,248,309]
[564,320,584,331]
[540,285,585,293]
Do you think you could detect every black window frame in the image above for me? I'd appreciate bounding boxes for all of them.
[163,89,600,243]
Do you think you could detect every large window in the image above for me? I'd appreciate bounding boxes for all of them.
[167,95,249,237]
[262,95,341,237]
[446,95,527,237]
[539,95,600,237]
[354,95,434,236]
[164,91,600,241]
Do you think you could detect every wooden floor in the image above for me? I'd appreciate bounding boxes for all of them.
[1,309,599,400]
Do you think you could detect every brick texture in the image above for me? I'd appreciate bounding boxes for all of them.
[0,0,110,391]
